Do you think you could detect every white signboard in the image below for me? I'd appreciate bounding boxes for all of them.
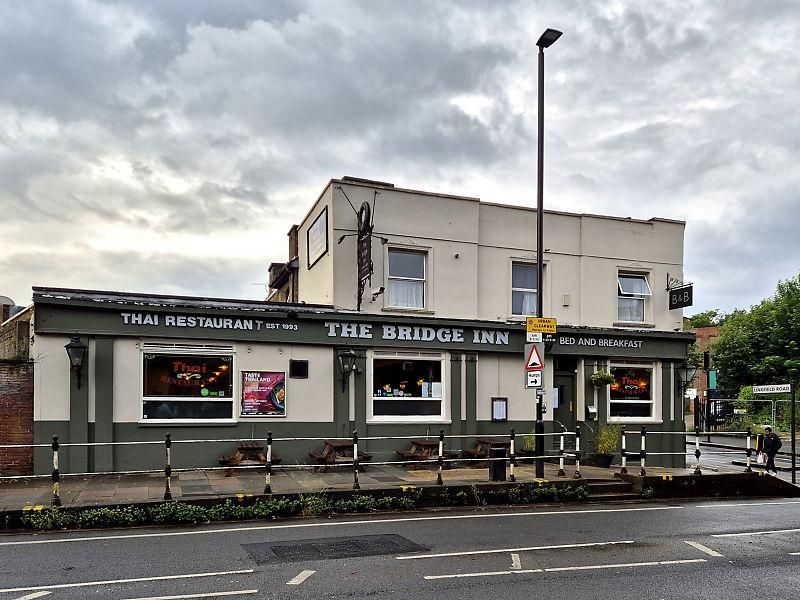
[526,370,542,389]
[752,384,791,394]
[307,207,329,268]
[526,331,543,343]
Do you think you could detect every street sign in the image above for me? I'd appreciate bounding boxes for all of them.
[526,331,543,343]
[668,284,693,310]
[733,408,747,415]
[527,316,557,334]
[526,370,542,388]
[753,384,791,394]
[524,343,544,371]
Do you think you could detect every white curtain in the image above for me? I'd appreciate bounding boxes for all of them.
[618,297,644,321]
[388,280,424,308]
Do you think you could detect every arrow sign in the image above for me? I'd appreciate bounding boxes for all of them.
[525,343,544,371]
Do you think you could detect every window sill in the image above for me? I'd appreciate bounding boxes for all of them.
[382,307,435,315]
[138,420,239,426]
[607,418,663,425]
[613,322,656,329]
[367,418,452,425]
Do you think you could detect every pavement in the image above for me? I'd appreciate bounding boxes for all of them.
[0,458,745,512]
[2,496,800,598]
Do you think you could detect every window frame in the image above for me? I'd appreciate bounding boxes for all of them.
[617,272,652,324]
[139,344,237,425]
[511,261,539,316]
[366,349,450,424]
[386,247,428,310]
[606,360,661,424]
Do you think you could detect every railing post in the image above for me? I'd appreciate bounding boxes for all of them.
[264,431,273,494]
[163,433,172,501]
[573,424,582,479]
[51,435,61,507]
[639,426,647,477]
[620,425,628,474]
[694,428,702,475]
[745,426,752,473]
[437,429,445,486]
[352,430,360,490]
[509,428,516,483]
[558,425,566,477]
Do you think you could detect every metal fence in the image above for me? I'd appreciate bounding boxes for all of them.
[0,428,583,507]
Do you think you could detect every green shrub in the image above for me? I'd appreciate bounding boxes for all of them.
[594,423,622,454]
[150,502,209,525]
[641,486,655,499]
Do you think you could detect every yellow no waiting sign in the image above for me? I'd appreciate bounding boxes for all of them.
[526,316,557,334]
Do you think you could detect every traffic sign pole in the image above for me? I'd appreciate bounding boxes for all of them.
[792,381,796,485]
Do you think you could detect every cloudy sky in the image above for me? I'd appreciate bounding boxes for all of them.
[1,1,798,315]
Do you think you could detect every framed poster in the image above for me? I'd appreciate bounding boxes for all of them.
[241,371,286,417]
[307,207,328,269]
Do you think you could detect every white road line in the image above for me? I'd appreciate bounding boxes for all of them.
[0,506,682,547]
[397,540,634,560]
[0,569,255,595]
[286,570,316,586]
[543,559,707,572]
[119,591,258,600]
[683,541,724,557]
[13,593,52,600]
[426,568,543,580]
[695,500,800,508]
[424,559,707,580]
[790,552,800,556]
[713,528,800,538]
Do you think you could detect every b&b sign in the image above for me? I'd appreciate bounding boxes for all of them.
[668,284,693,310]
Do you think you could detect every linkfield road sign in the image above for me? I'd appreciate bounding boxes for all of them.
[526,316,557,334]
[526,370,542,388]
[753,384,791,394]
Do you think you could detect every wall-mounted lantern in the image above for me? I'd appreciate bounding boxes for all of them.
[337,347,358,392]
[64,334,88,389]
[676,362,699,389]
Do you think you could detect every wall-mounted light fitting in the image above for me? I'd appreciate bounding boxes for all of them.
[64,334,88,389]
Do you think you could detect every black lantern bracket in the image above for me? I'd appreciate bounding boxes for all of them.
[64,334,88,389]
[337,347,359,392]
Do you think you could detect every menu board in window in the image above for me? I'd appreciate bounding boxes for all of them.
[307,207,328,268]
[241,371,286,417]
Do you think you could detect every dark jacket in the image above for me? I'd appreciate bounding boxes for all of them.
[763,433,782,455]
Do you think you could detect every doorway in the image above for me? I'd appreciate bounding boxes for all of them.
[553,357,577,452]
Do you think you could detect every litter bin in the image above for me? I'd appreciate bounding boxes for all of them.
[489,445,507,482]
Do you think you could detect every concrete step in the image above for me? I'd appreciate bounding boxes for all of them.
[587,480,634,495]
[587,492,643,502]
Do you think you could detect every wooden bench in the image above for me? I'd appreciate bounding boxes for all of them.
[219,443,281,476]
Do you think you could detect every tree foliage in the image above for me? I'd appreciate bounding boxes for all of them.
[712,275,800,396]
[687,309,725,328]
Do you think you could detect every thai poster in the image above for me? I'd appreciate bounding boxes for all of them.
[241,371,286,417]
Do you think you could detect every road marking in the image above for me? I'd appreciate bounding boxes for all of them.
[286,570,316,586]
[683,541,724,557]
[790,552,800,556]
[397,540,635,560]
[119,592,258,600]
[695,500,800,508]
[424,559,707,580]
[0,569,254,594]
[510,554,521,570]
[0,506,682,547]
[713,528,800,538]
[543,559,707,573]
[426,568,543,579]
[13,593,52,600]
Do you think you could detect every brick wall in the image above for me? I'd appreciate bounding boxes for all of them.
[0,319,30,360]
[0,360,34,475]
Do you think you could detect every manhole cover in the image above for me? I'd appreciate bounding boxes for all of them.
[243,534,428,564]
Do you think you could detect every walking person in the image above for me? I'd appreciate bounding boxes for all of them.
[763,426,782,475]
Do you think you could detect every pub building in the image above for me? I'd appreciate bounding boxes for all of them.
[17,177,694,474]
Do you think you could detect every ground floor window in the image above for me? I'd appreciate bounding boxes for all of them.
[141,347,235,422]
[370,351,445,420]
[609,363,654,419]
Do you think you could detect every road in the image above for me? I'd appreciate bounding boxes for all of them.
[1,497,800,599]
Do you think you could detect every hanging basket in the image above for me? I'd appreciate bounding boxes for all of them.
[590,370,616,387]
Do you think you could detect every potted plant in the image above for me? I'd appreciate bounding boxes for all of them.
[593,423,621,468]
[590,370,616,387]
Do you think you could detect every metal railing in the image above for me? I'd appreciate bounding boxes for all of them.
[0,428,582,506]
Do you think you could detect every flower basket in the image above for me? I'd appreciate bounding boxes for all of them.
[590,370,616,387]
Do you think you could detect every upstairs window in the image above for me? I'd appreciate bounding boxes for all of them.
[388,249,426,308]
[512,262,538,315]
[617,273,651,322]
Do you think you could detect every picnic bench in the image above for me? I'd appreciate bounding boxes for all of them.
[395,438,456,469]
[308,439,372,472]
[462,437,511,464]
[219,441,281,476]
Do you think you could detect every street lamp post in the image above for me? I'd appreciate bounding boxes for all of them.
[534,27,562,479]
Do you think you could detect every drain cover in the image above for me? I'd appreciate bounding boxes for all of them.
[243,534,427,564]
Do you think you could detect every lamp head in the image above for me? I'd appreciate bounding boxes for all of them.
[537,28,563,48]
